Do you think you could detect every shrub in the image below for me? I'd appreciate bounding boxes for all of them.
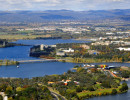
[0,95,3,100]
[76,86,83,92]
[101,81,111,88]
[111,89,117,95]
[119,83,128,92]
[88,86,95,91]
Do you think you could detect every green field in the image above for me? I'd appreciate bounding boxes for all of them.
[0,34,51,40]
[77,86,122,98]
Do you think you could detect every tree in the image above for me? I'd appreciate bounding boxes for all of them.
[0,84,7,91]
[66,89,77,99]
[111,89,117,94]
[77,67,84,73]
[119,83,128,92]
[121,70,130,78]
[88,86,95,91]
[74,65,79,68]
[0,95,3,100]
[101,81,111,88]
[16,87,23,92]
[5,86,13,97]
[76,86,83,92]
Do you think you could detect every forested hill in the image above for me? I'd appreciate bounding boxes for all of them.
[0,9,130,23]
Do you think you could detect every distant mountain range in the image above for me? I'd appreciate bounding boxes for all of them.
[0,9,130,23]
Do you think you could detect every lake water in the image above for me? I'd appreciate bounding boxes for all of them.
[0,39,130,100]
[0,39,129,78]
[0,39,89,60]
[0,62,79,78]
[14,39,91,45]
[0,39,90,78]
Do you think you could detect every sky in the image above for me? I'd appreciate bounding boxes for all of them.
[0,0,130,11]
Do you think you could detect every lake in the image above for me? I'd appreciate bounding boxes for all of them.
[0,39,90,60]
[0,62,129,78]
[14,39,91,45]
[0,39,129,78]
[0,39,130,100]
[0,39,89,78]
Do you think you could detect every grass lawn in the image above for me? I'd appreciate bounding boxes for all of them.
[77,86,121,97]
[0,34,51,40]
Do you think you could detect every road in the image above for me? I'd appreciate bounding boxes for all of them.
[103,69,118,78]
[51,91,66,100]
[38,84,66,100]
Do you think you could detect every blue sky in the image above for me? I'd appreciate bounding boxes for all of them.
[0,0,130,11]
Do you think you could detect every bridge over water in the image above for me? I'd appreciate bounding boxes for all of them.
[18,59,58,63]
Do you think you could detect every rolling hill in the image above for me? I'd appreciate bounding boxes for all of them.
[0,9,130,23]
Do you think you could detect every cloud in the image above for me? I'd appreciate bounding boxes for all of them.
[0,0,129,11]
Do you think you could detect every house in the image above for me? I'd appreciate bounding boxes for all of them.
[80,44,90,49]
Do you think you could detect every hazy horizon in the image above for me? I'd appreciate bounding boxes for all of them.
[0,0,130,11]
[0,8,130,12]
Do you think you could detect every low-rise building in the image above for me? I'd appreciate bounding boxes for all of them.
[91,41,111,46]
[56,48,74,56]
[56,51,65,56]
[40,44,56,51]
[80,44,90,49]
[117,47,130,51]
[62,48,74,53]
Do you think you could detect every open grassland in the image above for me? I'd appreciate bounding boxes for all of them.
[57,57,129,63]
[77,86,122,98]
[0,34,51,40]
